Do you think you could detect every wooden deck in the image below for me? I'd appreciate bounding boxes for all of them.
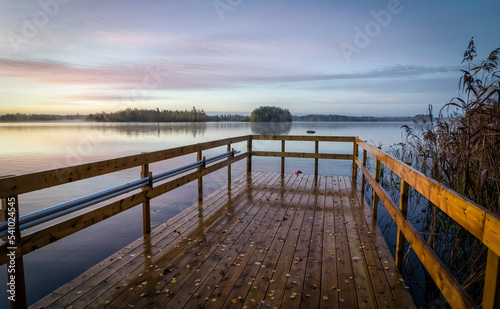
[31,172,415,309]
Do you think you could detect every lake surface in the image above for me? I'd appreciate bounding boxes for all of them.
[0,121,417,307]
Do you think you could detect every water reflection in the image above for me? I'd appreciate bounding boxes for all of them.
[250,122,292,135]
[0,122,208,138]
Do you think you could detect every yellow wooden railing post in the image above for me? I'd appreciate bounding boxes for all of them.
[141,163,153,235]
[483,249,500,309]
[314,141,319,177]
[3,196,28,309]
[247,136,253,175]
[352,142,359,184]
[395,179,409,272]
[281,140,285,176]
[372,159,381,219]
[360,149,367,202]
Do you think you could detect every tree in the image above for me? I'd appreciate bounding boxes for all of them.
[250,106,292,122]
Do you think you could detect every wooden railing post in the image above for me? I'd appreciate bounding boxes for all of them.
[395,179,409,272]
[281,140,285,176]
[227,144,232,184]
[483,249,500,309]
[352,141,359,184]
[360,149,367,201]
[197,151,204,202]
[3,196,28,309]
[247,136,252,175]
[314,140,319,177]
[141,163,152,235]
[372,159,381,219]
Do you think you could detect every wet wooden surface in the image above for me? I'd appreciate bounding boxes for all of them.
[31,172,415,309]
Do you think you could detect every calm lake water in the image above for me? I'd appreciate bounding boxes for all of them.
[0,121,418,307]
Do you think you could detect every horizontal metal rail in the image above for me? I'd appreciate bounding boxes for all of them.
[0,150,239,238]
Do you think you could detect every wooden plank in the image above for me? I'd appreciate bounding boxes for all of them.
[484,213,500,258]
[29,173,254,309]
[356,139,500,256]
[320,176,339,308]
[219,175,304,309]
[355,157,477,309]
[483,249,500,309]
[348,176,416,309]
[202,173,299,309]
[252,135,356,142]
[252,151,353,160]
[279,176,322,309]
[299,175,326,309]
[239,174,309,308]
[332,177,357,308]
[338,177,377,308]
[265,175,315,308]
[0,136,250,198]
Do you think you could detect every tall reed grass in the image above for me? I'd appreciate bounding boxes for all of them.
[394,38,499,304]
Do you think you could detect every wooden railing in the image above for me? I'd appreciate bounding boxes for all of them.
[0,136,250,308]
[353,138,500,309]
[1,134,499,309]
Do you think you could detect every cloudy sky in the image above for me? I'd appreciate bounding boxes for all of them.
[0,0,498,116]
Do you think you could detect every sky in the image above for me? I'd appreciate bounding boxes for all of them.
[0,0,498,116]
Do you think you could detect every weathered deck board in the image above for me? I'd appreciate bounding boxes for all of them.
[30,172,415,309]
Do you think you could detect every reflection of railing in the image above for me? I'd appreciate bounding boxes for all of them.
[0,135,499,309]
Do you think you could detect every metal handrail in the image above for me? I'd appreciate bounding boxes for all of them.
[0,150,239,238]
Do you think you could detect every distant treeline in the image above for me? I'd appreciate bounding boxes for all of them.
[293,114,427,122]
[0,113,83,122]
[87,107,209,122]
[1,109,426,123]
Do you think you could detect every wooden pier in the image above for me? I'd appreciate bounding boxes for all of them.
[1,135,499,308]
[30,172,414,309]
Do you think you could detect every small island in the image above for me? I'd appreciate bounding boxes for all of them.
[250,106,292,122]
